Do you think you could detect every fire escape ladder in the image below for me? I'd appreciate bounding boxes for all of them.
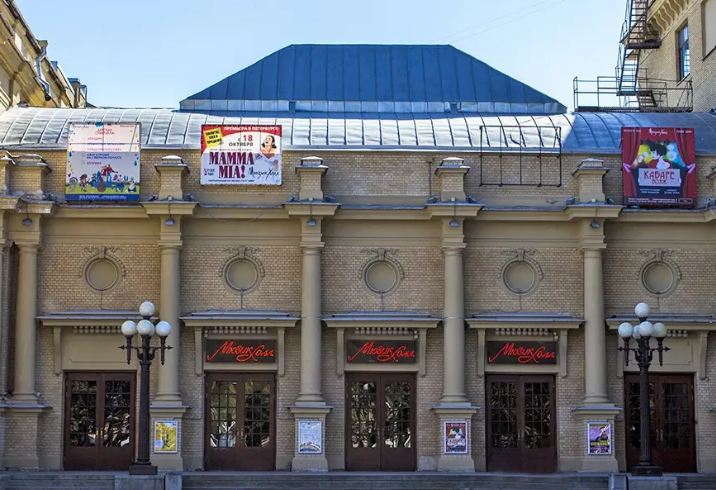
[616,0,661,109]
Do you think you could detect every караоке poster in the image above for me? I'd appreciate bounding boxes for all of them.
[622,127,696,207]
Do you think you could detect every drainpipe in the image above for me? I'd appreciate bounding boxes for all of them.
[35,41,52,102]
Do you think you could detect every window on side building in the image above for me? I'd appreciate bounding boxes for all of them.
[678,24,691,79]
[704,0,716,58]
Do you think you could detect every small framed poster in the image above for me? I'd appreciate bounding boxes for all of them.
[154,420,178,453]
[298,420,323,454]
[587,421,612,455]
[443,420,468,454]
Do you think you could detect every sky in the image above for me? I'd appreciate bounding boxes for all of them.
[16,0,626,111]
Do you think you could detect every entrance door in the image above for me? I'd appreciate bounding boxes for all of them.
[64,372,135,470]
[205,373,275,470]
[346,373,416,471]
[486,375,556,473]
[625,374,696,472]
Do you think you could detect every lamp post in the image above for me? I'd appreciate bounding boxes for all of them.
[617,302,669,477]
[119,301,172,476]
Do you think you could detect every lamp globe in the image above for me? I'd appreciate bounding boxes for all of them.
[139,301,155,317]
[137,319,155,336]
[155,321,172,338]
[121,320,137,337]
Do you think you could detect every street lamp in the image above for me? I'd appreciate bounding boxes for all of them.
[119,301,172,476]
[617,302,669,477]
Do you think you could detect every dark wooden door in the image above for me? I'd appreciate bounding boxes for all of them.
[486,375,556,473]
[64,372,135,471]
[625,374,695,473]
[205,373,275,471]
[346,373,416,471]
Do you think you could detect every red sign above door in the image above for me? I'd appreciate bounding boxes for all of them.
[486,341,557,365]
[205,339,276,363]
[346,340,417,364]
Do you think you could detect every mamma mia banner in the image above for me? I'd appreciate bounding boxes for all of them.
[200,125,282,185]
[622,127,696,207]
[66,123,141,201]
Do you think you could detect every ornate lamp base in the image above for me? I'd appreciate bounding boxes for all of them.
[129,464,158,476]
[631,464,663,477]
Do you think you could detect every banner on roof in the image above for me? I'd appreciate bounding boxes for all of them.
[200,125,282,185]
[66,122,141,201]
[622,127,696,207]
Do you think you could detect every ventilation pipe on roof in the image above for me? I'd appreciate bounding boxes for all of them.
[35,40,52,102]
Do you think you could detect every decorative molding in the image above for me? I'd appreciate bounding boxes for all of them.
[220,247,265,300]
[354,327,412,335]
[203,326,269,336]
[78,246,127,292]
[73,326,121,334]
[498,249,543,296]
[638,249,681,298]
[493,328,557,338]
[358,248,405,299]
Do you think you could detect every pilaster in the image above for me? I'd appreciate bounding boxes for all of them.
[572,158,609,203]
[155,155,189,201]
[295,156,328,201]
[566,407,621,472]
[148,405,188,470]
[434,157,470,202]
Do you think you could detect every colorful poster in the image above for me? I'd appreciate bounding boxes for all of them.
[622,127,696,207]
[444,421,468,454]
[66,122,141,201]
[154,420,178,453]
[200,125,282,185]
[298,420,322,454]
[587,422,612,455]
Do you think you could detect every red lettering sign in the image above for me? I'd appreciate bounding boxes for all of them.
[486,341,557,365]
[205,339,276,363]
[346,340,417,364]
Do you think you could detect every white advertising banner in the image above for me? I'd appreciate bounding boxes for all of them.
[200,125,282,185]
[66,122,141,201]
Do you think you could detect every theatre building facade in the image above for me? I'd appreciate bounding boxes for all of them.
[2,44,716,474]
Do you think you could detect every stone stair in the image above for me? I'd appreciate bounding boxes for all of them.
[182,472,611,490]
[2,473,115,490]
[677,474,716,489]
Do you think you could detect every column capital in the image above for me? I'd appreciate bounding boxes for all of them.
[442,245,466,255]
[16,242,40,253]
[301,246,323,255]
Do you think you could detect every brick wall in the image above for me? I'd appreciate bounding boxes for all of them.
[641,0,716,112]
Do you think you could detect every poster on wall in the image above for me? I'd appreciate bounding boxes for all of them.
[586,421,612,455]
[154,420,178,453]
[297,420,323,454]
[444,421,468,454]
[622,127,696,207]
[66,122,141,201]
[200,125,282,185]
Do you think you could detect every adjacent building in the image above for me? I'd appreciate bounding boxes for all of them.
[1,34,716,474]
[0,0,87,110]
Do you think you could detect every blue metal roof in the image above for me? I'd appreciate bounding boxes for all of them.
[181,45,566,115]
[2,107,716,154]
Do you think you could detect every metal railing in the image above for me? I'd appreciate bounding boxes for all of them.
[573,76,693,112]
[478,125,562,187]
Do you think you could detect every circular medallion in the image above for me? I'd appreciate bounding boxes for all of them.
[642,262,674,295]
[226,259,259,292]
[85,259,120,292]
[503,261,536,294]
[365,261,398,294]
